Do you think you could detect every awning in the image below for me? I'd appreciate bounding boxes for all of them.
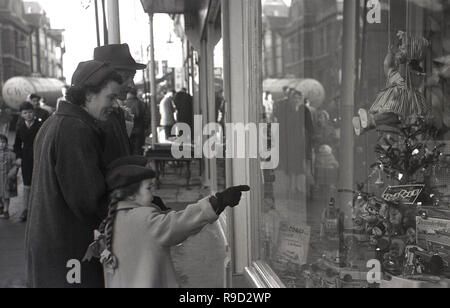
[263,78,326,108]
[140,0,196,14]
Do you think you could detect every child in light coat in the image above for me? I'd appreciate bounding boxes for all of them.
[85,161,249,288]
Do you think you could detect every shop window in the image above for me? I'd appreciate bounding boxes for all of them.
[259,0,450,289]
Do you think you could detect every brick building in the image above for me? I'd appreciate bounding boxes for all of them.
[23,1,65,79]
[0,0,65,105]
[0,0,31,94]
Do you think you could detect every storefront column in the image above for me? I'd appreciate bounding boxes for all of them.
[199,39,211,187]
[222,0,262,276]
[339,0,357,225]
[106,0,120,44]
[148,13,158,146]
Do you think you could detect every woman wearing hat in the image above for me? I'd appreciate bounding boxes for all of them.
[25,60,123,288]
[93,44,147,165]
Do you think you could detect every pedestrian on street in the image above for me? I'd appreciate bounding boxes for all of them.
[85,159,250,288]
[124,89,148,155]
[17,94,50,129]
[25,61,123,288]
[174,88,193,133]
[0,134,19,220]
[13,102,43,222]
[159,91,176,140]
[93,44,147,165]
[56,85,70,111]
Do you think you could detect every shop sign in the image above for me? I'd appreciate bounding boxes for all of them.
[273,223,311,269]
[381,185,425,205]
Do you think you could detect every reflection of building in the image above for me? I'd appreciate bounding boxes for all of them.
[0,0,31,90]
[263,0,343,97]
[24,1,65,79]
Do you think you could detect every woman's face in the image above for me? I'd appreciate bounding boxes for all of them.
[134,179,155,207]
[85,81,121,122]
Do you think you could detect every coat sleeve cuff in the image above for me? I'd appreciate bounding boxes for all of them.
[198,197,220,222]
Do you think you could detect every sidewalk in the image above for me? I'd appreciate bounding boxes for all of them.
[0,162,226,288]
[0,183,27,288]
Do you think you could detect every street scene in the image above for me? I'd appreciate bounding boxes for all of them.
[0,0,450,290]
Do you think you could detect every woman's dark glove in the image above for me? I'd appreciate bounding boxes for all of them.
[209,185,250,215]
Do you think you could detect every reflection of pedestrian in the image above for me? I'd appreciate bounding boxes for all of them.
[25,61,123,288]
[125,89,148,155]
[14,102,43,222]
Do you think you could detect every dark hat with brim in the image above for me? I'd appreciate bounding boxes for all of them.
[94,44,147,71]
[106,165,156,192]
[71,60,116,87]
[106,155,149,171]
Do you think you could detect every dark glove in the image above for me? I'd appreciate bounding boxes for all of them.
[210,185,250,215]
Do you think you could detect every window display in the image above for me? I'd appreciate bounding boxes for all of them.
[259,0,450,288]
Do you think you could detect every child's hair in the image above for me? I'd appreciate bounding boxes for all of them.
[0,134,8,144]
[98,181,142,264]
[20,102,34,112]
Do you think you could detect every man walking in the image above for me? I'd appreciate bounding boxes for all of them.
[159,91,176,140]
[125,89,148,155]
[174,88,194,134]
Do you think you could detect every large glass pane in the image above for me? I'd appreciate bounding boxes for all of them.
[259,0,450,288]
[214,39,226,192]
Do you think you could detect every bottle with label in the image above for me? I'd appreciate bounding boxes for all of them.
[321,198,340,242]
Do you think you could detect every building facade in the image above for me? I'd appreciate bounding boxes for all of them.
[0,0,31,93]
[24,1,65,79]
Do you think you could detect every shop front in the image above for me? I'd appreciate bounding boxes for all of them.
[141,0,450,288]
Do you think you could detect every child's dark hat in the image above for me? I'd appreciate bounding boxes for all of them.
[106,155,149,171]
[94,44,147,71]
[106,165,156,192]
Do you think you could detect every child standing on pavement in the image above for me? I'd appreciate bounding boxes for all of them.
[0,135,19,220]
[84,160,250,288]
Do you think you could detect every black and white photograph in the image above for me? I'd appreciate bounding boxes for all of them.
[0,0,450,292]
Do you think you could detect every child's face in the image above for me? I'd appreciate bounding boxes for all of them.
[0,140,7,150]
[134,179,155,207]
[21,110,34,122]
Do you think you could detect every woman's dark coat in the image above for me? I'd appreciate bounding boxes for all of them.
[25,102,108,288]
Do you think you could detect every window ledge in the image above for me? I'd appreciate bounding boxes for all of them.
[244,261,286,288]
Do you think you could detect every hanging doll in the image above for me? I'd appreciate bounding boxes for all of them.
[353,31,431,136]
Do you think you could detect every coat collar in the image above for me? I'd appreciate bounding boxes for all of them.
[56,102,102,137]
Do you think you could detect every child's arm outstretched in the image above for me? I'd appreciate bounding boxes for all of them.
[144,186,250,247]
